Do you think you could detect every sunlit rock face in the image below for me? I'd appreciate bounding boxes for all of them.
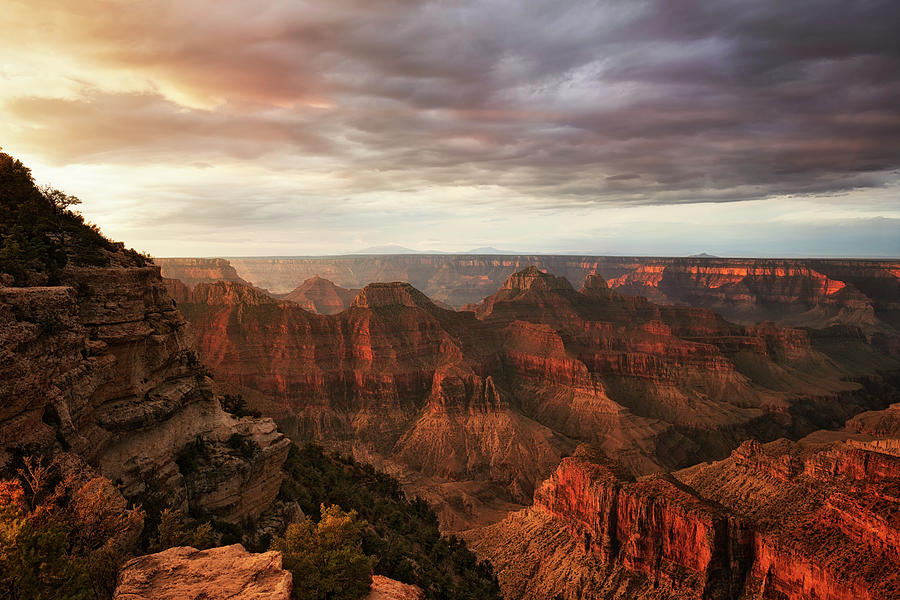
[0,263,290,524]
[113,544,292,600]
[466,436,900,600]
[169,266,897,529]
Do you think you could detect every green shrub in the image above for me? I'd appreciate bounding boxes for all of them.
[278,444,501,599]
[0,458,144,600]
[150,508,216,552]
[271,505,374,600]
[222,394,262,418]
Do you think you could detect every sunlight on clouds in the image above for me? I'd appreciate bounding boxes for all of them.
[0,0,897,257]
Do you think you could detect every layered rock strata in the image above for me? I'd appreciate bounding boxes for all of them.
[156,256,900,332]
[170,267,895,528]
[0,263,290,524]
[467,436,900,600]
[276,275,359,314]
[157,257,252,289]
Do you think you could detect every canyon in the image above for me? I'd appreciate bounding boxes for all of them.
[0,152,504,600]
[162,264,899,534]
[156,254,900,599]
[6,248,898,598]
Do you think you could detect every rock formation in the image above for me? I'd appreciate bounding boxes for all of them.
[113,544,292,600]
[0,262,291,524]
[169,267,897,529]
[157,257,252,289]
[277,275,359,314]
[366,575,425,600]
[113,546,425,600]
[467,434,900,600]
[156,256,900,333]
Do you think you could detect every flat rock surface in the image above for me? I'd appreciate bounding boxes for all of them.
[114,544,291,600]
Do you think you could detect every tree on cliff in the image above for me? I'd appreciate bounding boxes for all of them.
[0,150,149,285]
[271,504,374,600]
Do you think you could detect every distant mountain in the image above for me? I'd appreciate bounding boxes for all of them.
[464,247,518,254]
[688,252,719,258]
[347,244,443,255]
[347,245,520,255]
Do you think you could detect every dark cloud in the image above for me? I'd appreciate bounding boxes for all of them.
[3,0,900,206]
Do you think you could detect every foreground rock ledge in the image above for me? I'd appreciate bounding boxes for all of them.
[113,544,292,600]
[367,575,425,600]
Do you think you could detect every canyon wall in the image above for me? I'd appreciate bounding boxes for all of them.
[157,256,900,332]
[0,262,290,524]
[467,435,900,600]
[155,257,251,289]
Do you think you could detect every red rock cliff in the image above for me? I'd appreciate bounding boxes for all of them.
[468,436,900,600]
[189,255,899,334]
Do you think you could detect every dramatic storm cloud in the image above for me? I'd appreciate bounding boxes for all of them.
[1,0,898,256]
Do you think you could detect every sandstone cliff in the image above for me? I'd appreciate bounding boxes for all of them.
[0,263,291,525]
[467,435,900,600]
[157,257,252,289]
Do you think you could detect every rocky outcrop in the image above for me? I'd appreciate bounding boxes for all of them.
[277,275,359,314]
[175,256,899,333]
[0,264,290,524]
[113,544,292,600]
[468,436,900,600]
[113,546,423,600]
[366,575,425,600]
[680,437,900,600]
[531,446,752,599]
[157,257,252,289]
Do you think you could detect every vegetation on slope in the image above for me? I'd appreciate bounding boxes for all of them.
[279,443,502,600]
[272,505,374,600]
[0,458,143,600]
[0,150,149,285]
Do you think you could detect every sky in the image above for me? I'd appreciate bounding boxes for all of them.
[1,0,899,257]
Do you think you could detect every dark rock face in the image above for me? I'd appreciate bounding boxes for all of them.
[170,267,897,529]
[0,264,290,524]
